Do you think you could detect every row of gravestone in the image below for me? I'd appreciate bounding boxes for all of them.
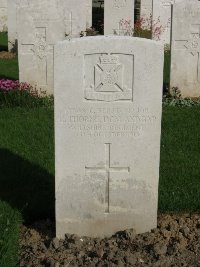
[0,0,198,238]
[44,0,200,238]
[1,0,200,45]
[20,0,200,98]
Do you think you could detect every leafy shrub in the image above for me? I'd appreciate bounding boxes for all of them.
[163,87,200,107]
[113,16,164,40]
[0,79,53,108]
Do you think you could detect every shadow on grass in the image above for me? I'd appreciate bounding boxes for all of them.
[0,75,18,80]
[0,44,8,52]
[0,148,55,224]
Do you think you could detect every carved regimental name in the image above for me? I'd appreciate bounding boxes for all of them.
[175,24,200,81]
[85,54,133,102]
[85,143,130,213]
[113,0,127,8]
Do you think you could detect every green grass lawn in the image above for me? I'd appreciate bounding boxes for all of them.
[0,58,19,80]
[164,49,170,85]
[0,32,197,266]
[160,106,200,212]
[1,107,198,220]
[0,32,19,80]
[0,32,8,52]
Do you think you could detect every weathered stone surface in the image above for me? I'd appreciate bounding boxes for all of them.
[152,0,198,45]
[86,0,92,28]
[152,0,175,44]
[171,0,200,97]
[54,36,163,238]
[17,0,66,95]
[62,0,89,37]
[104,0,135,35]
[0,0,7,32]
[17,0,88,95]
[140,0,152,29]
[7,0,18,52]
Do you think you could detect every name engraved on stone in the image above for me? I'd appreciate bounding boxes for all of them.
[113,0,127,8]
[85,143,130,213]
[85,54,133,102]
[175,24,200,81]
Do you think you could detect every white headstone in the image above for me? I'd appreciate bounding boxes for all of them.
[17,0,88,95]
[17,0,66,95]
[171,0,200,97]
[152,0,175,44]
[152,0,199,45]
[8,0,90,52]
[0,0,7,32]
[55,36,164,238]
[7,0,18,51]
[140,0,152,29]
[104,0,135,35]
[63,0,89,37]
[86,0,92,28]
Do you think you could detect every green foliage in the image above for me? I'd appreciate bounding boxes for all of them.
[0,90,54,109]
[0,202,21,267]
[163,87,200,107]
[164,48,170,85]
[0,98,199,266]
[0,58,19,80]
[0,32,8,52]
[0,108,55,222]
[159,106,200,212]
[134,28,152,39]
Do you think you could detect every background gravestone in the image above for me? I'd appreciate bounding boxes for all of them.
[17,0,66,95]
[7,0,19,52]
[152,0,199,45]
[0,0,7,32]
[152,0,175,44]
[171,0,200,97]
[62,0,90,37]
[140,0,152,29]
[9,0,92,52]
[17,0,90,95]
[104,0,135,35]
[86,0,92,28]
[54,36,163,238]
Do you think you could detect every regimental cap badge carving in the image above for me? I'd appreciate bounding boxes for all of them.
[85,53,133,102]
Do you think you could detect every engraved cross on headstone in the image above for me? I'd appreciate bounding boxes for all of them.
[0,7,7,31]
[21,27,54,89]
[113,20,132,36]
[64,11,76,36]
[175,24,200,81]
[85,143,130,213]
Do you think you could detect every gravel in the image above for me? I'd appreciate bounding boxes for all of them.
[19,213,200,267]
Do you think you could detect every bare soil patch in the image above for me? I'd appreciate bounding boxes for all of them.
[0,51,16,59]
[19,213,200,267]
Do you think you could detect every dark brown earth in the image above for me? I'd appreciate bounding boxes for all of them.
[19,213,200,267]
[0,51,16,59]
